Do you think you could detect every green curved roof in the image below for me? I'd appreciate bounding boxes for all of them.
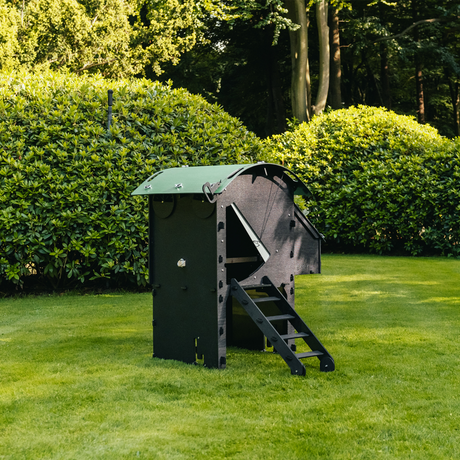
[131,163,311,197]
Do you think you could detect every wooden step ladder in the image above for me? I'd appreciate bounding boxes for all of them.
[230,276,335,375]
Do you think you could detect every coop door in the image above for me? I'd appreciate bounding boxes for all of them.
[225,203,270,283]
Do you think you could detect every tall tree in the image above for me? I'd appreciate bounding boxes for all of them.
[412,1,425,123]
[285,0,310,122]
[328,5,342,109]
[2,0,230,77]
[313,0,329,115]
[157,11,292,137]
[285,0,350,120]
[4,0,141,76]
[338,0,459,135]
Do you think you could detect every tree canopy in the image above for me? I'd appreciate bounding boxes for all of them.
[0,0,232,77]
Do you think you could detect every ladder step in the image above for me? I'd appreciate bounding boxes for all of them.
[296,351,324,359]
[265,314,295,322]
[240,283,271,290]
[230,276,335,374]
[253,296,281,303]
[280,332,309,340]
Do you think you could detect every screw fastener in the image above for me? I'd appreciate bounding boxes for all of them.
[177,258,186,268]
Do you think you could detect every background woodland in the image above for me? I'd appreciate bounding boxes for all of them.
[1,0,459,137]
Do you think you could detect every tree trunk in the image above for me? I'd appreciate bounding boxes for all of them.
[448,79,460,137]
[378,1,391,109]
[413,3,425,124]
[314,0,330,115]
[286,0,310,123]
[414,62,425,123]
[328,6,341,109]
[380,43,391,109]
[364,54,382,106]
[305,10,311,120]
[265,30,287,134]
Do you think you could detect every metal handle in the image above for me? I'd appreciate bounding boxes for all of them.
[202,181,221,204]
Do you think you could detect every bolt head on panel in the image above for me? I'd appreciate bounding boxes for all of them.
[177,258,186,268]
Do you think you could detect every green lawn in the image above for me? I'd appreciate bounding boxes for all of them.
[1,255,460,459]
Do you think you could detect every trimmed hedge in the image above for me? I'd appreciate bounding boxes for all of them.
[265,106,460,256]
[0,70,264,290]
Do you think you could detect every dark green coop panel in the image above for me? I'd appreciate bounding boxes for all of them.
[132,163,334,375]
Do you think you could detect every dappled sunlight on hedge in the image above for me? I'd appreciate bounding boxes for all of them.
[265,106,460,257]
[0,70,263,290]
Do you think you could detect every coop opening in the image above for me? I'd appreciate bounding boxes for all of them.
[225,203,269,283]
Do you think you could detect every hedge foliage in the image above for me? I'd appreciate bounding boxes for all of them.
[0,70,263,290]
[265,106,460,256]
